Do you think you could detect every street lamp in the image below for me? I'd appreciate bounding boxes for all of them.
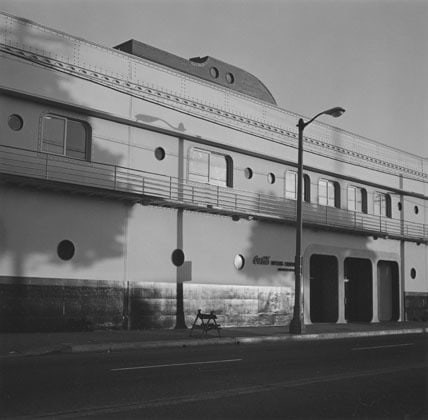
[289,107,346,334]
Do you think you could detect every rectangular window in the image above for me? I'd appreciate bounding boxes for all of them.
[374,192,391,217]
[286,171,310,201]
[210,153,227,187]
[348,186,368,213]
[319,179,328,206]
[373,193,382,216]
[66,120,88,160]
[348,186,357,211]
[188,148,232,187]
[42,115,90,160]
[285,170,297,199]
[188,149,210,183]
[42,116,66,155]
[319,179,340,208]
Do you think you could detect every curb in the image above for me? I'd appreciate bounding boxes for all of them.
[3,327,427,358]
[70,337,237,353]
[69,327,428,355]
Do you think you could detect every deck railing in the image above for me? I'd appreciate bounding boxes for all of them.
[1,144,427,242]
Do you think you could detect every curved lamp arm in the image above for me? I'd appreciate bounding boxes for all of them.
[300,107,346,129]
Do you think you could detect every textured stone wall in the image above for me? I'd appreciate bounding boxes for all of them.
[0,281,124,332]
[405,292,428,321]
[0,279,293,332]
[131,282,293,329]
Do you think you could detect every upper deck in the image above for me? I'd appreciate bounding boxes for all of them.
[0,11,426,183]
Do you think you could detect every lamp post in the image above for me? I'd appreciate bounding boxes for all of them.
[289,107,346,334]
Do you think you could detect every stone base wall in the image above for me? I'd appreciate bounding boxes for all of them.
[0,281,124,332]
[0,279,293,332]
[131,282,293,329]
[3,279,427,332]
[405,292,428,321]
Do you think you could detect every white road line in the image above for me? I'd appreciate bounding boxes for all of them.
[111,358,242,372]
[352,343,415,351]
[33,362,428,419]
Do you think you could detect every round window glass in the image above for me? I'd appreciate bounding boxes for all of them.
[267,173,276,184]
[244,168,253,179]
[57,240,75,261]
[225,72,235,84]
[410,268,416,279]
[8,114,24,131]
[210,67,219,79]
[234,254,245,270]
[155,147,166,161]
[414,206,419,214]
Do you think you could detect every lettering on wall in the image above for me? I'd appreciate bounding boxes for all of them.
[252,256,295,268]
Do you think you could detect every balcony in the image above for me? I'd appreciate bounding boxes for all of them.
[1,144,427,243]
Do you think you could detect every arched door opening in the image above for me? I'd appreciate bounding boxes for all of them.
[378,261,400,321]
[310,254,338,323]
[344,257,373,322]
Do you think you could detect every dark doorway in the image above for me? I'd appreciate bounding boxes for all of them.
[310,254,338,323]
[378,261,400,321]
[344,258,373,322]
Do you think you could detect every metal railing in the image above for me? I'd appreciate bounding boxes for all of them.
[1,144,427,242]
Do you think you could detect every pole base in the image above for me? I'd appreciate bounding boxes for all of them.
[289,316,305,334]
[174,315,187,329]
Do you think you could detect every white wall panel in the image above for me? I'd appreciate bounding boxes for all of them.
[0,185,128,281]
[126,206,177,283]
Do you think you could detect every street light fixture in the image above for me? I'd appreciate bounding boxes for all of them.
[289,107,346,335]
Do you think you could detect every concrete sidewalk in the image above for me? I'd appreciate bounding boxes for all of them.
[1,321,427,358]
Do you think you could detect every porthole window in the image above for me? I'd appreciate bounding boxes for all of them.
[234,254,245,270]
[210,67,219,79]
[267,172,276,184]
[8,114,24,131]
[154,147,166,161]
[225,72,235,84]
[171,249,185,267]
[57,240,75,261]
[410,268,416,279]
[414,206,419,214]
[244,167,253,179]
[397,202,402,211]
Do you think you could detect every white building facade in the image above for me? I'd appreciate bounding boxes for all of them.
[0,12,427,331]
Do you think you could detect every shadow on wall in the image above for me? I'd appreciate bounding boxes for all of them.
[237,184,386,325]
[135,114,186,132]
[238,189,296,283]
[0,20,134,331]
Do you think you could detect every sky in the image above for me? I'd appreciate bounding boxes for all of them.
[1,0,427,157]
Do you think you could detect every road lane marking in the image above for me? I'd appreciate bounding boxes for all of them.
[111,358,242,371]
[28,362,428,419]
[352,343,415,351]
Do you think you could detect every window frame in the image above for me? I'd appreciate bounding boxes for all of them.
[41,114,91,161]
[285,170,297,200]
[373,191,392,218]
[318,178,340,208]
[187,147,233,188]
[303,174,311,203]
[285,170,311,202]
[347,185,368,214]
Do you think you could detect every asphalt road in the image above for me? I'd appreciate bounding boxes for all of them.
[1,334,427,419]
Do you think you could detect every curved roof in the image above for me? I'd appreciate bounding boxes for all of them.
[114,39,277,105]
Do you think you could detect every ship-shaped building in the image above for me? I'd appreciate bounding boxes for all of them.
[0,12,427,331]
